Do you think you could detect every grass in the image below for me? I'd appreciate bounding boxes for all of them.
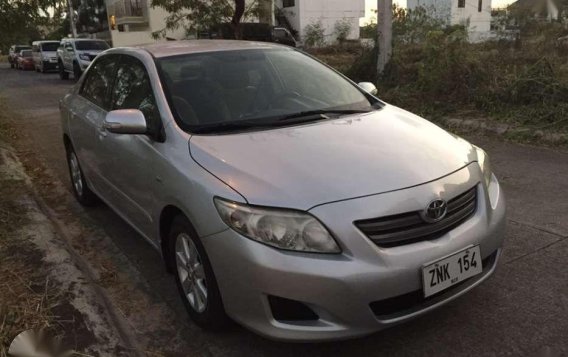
[309,18,568,147]
[0,179,65,356]
[0,102,67,356]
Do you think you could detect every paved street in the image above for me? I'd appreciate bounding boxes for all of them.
[0,63,566,356]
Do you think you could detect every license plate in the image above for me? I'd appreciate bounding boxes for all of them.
[422,245,482,297]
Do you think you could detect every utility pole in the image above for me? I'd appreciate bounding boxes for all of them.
[376,0,392,75]
[67,0,78,37]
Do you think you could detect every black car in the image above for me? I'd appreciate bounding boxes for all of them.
[201,23,297,47]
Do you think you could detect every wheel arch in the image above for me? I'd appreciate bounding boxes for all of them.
[63,133,72,152]
[159,205,198,273]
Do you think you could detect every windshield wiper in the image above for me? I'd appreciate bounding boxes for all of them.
[192,109,373,134]
[278,109,372,121]
[192,119,279,134]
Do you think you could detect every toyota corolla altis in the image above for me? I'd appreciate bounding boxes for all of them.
[59,41,506,341]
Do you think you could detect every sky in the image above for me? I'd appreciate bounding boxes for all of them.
[361,0,517,25]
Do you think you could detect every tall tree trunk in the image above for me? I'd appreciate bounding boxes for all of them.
[377,0,392,76]
[232,0,245,39]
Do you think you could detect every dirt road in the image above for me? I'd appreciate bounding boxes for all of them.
[1,64,566,356]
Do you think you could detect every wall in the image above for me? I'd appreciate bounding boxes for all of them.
[451,0,492,33]
[278,0,365,43]
[407,0,453,25]
[407,0,491,38]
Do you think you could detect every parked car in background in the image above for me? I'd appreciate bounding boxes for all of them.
[59,41,505,342]
[8,45,31,69]
[32,41,60,73]
[16,50,34,70]
[200,23,297,47]
[57,38,110,80]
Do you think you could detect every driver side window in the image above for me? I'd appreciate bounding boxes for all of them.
[111,56,161,136]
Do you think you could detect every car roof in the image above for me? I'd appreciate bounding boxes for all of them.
[136,40,286,59]
[32,40,59,44]
[61,38,107,42]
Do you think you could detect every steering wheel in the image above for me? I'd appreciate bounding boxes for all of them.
[172,96,199,126]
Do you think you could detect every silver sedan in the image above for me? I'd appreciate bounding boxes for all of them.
[59,40,506,341]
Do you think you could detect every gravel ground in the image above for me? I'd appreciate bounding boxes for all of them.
[0,63,566,356]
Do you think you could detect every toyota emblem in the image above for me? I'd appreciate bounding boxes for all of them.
[421,199,448,223]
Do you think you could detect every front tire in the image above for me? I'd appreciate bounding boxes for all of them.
[73,62,82,80]
[168,216,229,330]
[66,147,98,206]
[59,61,69,80]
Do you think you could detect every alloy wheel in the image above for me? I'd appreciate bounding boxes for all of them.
[69,152,83,197]
[175,233,208,313]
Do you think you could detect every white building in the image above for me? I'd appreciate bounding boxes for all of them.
[407,0,492,41]
[105,0,185,47]
[275,0,366,43]
[105,0,366,47]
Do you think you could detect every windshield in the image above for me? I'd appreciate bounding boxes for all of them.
[21,50,32,57]
[75,41,109,51]
[15,46,31,52]
[157,48,379,134]
[41,42,59,51]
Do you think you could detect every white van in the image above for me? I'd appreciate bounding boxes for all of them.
[32,41,60,72]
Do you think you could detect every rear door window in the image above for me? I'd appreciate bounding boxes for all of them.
[80,55,119,109]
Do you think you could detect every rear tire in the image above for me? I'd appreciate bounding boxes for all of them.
[168,215,229,330]
[59,61,69,80]
[66,146,98,206]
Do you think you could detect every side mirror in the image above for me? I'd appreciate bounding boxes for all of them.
[104,109,147,134]
[358,82,378,96]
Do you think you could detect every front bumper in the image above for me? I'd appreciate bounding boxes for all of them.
[79,60,91,71]
[202,164,506,341]
[42,60,58,70]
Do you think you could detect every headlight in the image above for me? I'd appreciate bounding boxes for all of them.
[475,146,492,187]
[214,198,341,254]
[79,54,90,61]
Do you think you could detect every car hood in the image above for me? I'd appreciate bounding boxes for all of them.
[189,104,477,210]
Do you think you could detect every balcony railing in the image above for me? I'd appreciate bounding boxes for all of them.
[108,0,148,25]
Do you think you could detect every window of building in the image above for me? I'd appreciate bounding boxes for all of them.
[478,0,482,11]
[458,0,465,8]
[283,0,295,8]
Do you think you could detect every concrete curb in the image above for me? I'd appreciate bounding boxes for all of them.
[0,142,145,357]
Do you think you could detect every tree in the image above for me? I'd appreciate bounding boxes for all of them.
[151,0,259,39]
[0,0,70,52]
[76,0,108,34]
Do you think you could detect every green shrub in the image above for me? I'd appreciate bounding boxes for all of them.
[334,18,352,44]
[335,6,568,132]
[304,21,326,48]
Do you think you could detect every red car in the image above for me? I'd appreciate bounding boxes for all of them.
[16,50,34,70]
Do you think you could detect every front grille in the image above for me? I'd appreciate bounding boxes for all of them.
[370,251,497,319]
[354,186,478,248]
